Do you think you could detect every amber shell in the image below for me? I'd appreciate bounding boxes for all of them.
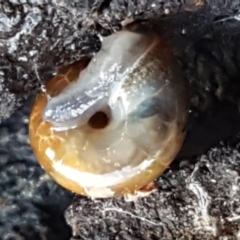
[29,59,186,198]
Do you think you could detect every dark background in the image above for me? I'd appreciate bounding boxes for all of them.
[1,1,240,239]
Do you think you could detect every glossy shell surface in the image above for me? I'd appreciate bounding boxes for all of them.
[29,27,189,198]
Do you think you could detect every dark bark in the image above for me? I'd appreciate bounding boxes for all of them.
[1,1,240,239]
[0,0,239,122]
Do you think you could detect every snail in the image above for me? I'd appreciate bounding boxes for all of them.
[29,24,189,198]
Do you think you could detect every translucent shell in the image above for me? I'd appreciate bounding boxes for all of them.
[29,29,189,198]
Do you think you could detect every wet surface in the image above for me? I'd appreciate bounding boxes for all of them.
[1,1,240,239]
[1,89,240,239]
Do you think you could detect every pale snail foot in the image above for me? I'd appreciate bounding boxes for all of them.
[124,182,157,202]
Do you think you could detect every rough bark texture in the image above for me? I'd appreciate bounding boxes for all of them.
[1,1,240,240]
[0,0,239,123]
[65,19,240,239]
[0,97,74,239]
[65,135,240,240]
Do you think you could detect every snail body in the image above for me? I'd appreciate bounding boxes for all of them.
[29,24,189,198]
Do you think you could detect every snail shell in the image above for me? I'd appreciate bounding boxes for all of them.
[29,24,189,198]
